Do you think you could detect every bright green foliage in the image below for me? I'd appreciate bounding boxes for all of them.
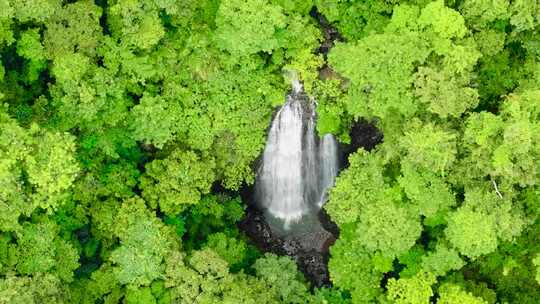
[110,197,175,286]
[327,1,481,122]
[398,246,426,277]
[50,52,91,84]
[323,2,538,302]
[314,0,394,40]
[253,253,314,303]
[140,150,215,215]
[130,94,180,148]
[508,0,540,33]
[1,0,539,302]
[0,114,79,231]
[324,149,386,226]
[14,218,79,282]
[445,206,498,259]
[313,287,351,304]
[25,130,80,206]
[473,30,506,56]
[215,0,286,55]
[43,0,103,59]
[16,29,45,62]
[399,121,457,173]
[398,163,456,220]
[10,0,61,23]
[418,0,467,39]
[438,284,489,304]
[0,1,14,46]
[273,0,313,15]
[107,0,165,50]
[312,79,348,139]
[0,273,70,304]
[462,186,526,242]
[328,32,429,119]
[462,90,540,186]
[328,236,383,303]
[204,232,249,270]
[387,272,436,304]
[534,254,540,284]
[421,245,464,276]
[413,67,479,118]
[162,249,312,304]
[459,0,509,30]
[124,287,156,304]
[356,201,421,258]
[16,28,47,83]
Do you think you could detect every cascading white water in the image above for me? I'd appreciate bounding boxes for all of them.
[318,134,339,207]
[255,79,339,230]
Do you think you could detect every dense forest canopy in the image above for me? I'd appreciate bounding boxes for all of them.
[0,0,539,303]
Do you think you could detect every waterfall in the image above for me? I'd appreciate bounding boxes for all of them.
[255,79,339,230]
[318,134,339,207]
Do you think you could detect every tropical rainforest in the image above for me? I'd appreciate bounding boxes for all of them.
[0,0,539,303]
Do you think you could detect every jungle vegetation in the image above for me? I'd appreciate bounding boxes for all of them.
[0,0,539,303]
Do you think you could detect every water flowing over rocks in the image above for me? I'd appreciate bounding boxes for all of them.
[239,7,382,288]
[254,79,339,230]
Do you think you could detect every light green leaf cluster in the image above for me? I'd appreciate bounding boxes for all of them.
[0,0,14,46]
[356,201,422,258]
[130,94,180,148]
[162,249,316,304]
[461,90,540,187]
[399,121,457,174]
[0,114,79,231]
[108,0,165,50]
[533,254,540,284]
[329,32,430,119]
[110,197,176,286]
[253,253,315,303]
[13,218,79,283]
[421,245,464,276]
[140,150,215,215]
[215,0,286,55]
[398,163,456,220]
[10,0,60,23]
[413,67,479,118]
[0,273,70,304]
[327,0,481,127]
[16,29,45,62]
[324,149,386,226]
[445,206,498,259]
[314,0,395,40]
[43,0,103,59]
[438,284,489,304]
[203,232,249,269]
[327,236,384,303]
[387,272,436,304]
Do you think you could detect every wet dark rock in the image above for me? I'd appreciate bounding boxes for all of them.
[283,238,302,256]
[238,206,285,255]
[296,250,330,287]
[310,7,343,58]
[348,119,383,153]
[318,207,340,238]
[238,205,335,287]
